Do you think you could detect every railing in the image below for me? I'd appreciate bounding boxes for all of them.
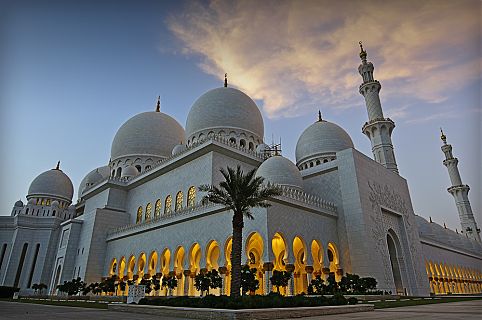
[84,136,267,194]
[276,185,337,213]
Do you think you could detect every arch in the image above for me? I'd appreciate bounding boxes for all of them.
[187,186,196,207]
[246,232,264,294]
[135,165,142,173]
[155,199,161,218]
[206,240,220,271]
[188,243,202,296]
[145,203,152,221]
[160,248,171,275]
[387,232,403,294]
[109,258,117,277]
[136,206,143,224]
[174,246,185,296]
[240,139,246,148]
[311,240,323,276]
[175,191,183,212]
[148,251,158,278]
[127,255,136,280]
[164,195,172,215]
[293,236,308,294]
[116,167,122,178]
[272,232,288,271]
[118,256,126,279]
[248,142,254,151]
[224,237,233,295]
[137,252,147,281]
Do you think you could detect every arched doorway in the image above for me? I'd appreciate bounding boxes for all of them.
[206,240,221,295]
[387,231,403,294]
[246,232,264,294]
[271,232,288,295]
[293,236,307,294]
[188,243,202,296]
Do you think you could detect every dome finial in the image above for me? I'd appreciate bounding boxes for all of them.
[55,161,60,170]
[359,41,367,61]
[224,73,228,87]
[156,96,161,112]
[440,127,447,144]
[318,110,322,122]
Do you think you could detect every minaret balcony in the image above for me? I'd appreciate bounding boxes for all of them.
[362,118,395,137]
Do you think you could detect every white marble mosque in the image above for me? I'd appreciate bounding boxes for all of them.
[0,44,480,297]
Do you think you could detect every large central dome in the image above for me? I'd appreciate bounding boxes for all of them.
[27,167,74,202]
[111,111,185,161]
[185,87,264,143]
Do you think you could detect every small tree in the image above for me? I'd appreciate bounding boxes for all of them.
[101,276,116,295]
[151,275,161,293]
[194,273,211,296]
[32,283,39,294]
[270,270,291,294]
[161,275,178,296]
[240,265,259,295]
[56,277,85,296]
[208,270,222,293]
[310,275,328,295]
[38,283,47,295]
[139,278,153,295]
[116,280,127,295]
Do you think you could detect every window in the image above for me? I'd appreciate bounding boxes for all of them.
[175,191,183,211]
[145,165,151,170]
[155,199,161,217]
[136,206,143,224]
[41,199,46,206]
[135,165,142,173]
[187,186,196,207]
[145,203,152,221]
[46,199,51,206]
[240,139,246,148]
[164,195,172,215]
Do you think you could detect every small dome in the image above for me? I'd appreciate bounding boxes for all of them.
[172,144,185,156]
[14,200,24,207]
[28,167,74,202]
[79,166,110,194]
[256,155,303,190]
[122,165,139,178]
[185,87,264,141]
[111,111,185,161]
[296,120,354,166]
[51,200,60,207]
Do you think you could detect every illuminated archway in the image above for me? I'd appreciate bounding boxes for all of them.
[175,191,183,211]
[224,237,233,295]
[109,258,117,277]
[327,242,340,280]
[174,246,185,296]
[148,251,158,278]
[160,249,171,296]
[206,240,221,295]
[246,232,264,294]
[137,252,146,283]
[311,240,323,277]
[187,186,196,207]
[127,255,136,280]
[293,236,307,294]
[188,243,202,296]
[271,232,288,295]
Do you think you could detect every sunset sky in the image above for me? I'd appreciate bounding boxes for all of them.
[1,0,480,229]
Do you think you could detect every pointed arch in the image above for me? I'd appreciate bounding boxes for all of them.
[187,186,196,207]
[155,199,161,218]
[164,195,172,215]
[145,203,152,221]
[136,206,143,224]
[175,191,183,211]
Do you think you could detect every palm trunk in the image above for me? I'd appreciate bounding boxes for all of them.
[230,211,244,298]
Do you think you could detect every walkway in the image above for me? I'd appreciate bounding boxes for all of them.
[0,299,480,320]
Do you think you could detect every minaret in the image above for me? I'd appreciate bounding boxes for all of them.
[440,129,480,241]
[358,42,399,174]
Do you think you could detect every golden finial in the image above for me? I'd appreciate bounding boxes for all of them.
[156,96,160,112]
[359,41,367,60]
[440,127,447,144]
[429,216,432,223]
[444,222,447,229]
[224,73,228,87]
[55,161,60,170]
[318,110,322,122]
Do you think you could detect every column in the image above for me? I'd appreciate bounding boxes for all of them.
[262,262,273,294]
[183,270,191,296]
[285,264,295,296]
[305,265,314,292]
[218,266,227,295]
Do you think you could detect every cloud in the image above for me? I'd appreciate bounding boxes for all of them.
[167,0,480,119]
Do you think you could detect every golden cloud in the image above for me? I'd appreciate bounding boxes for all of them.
[167,0,480,119]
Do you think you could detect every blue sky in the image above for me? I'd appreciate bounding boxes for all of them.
[1,0,480,231]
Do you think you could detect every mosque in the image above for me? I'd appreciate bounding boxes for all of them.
[0,45,480,297]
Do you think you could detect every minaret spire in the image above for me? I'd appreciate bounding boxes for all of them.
[55,161,60,170]
[318,110,322,122]
[156,96,161,112]
[358,42,399,174]
[440,130,480,241]
[224,73,228,87]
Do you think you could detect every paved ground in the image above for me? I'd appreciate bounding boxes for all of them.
[1,299,481,320]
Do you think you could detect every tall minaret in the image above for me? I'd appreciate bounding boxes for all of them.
[440,129,480,241]
[358,42,399,174]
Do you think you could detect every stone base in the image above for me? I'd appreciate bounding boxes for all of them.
[108,303,374,319]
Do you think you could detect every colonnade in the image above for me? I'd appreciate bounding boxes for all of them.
[107,232,342,296]
[425,261,482,294]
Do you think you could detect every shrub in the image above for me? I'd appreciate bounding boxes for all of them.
[0,286,19,298]
[270,270,291,293]
[240,265,259,295]
[139,293,350,309]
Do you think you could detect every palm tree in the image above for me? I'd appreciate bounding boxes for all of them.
[199,165,281,298]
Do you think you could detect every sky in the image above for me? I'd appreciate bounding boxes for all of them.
[0,0,480,231]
